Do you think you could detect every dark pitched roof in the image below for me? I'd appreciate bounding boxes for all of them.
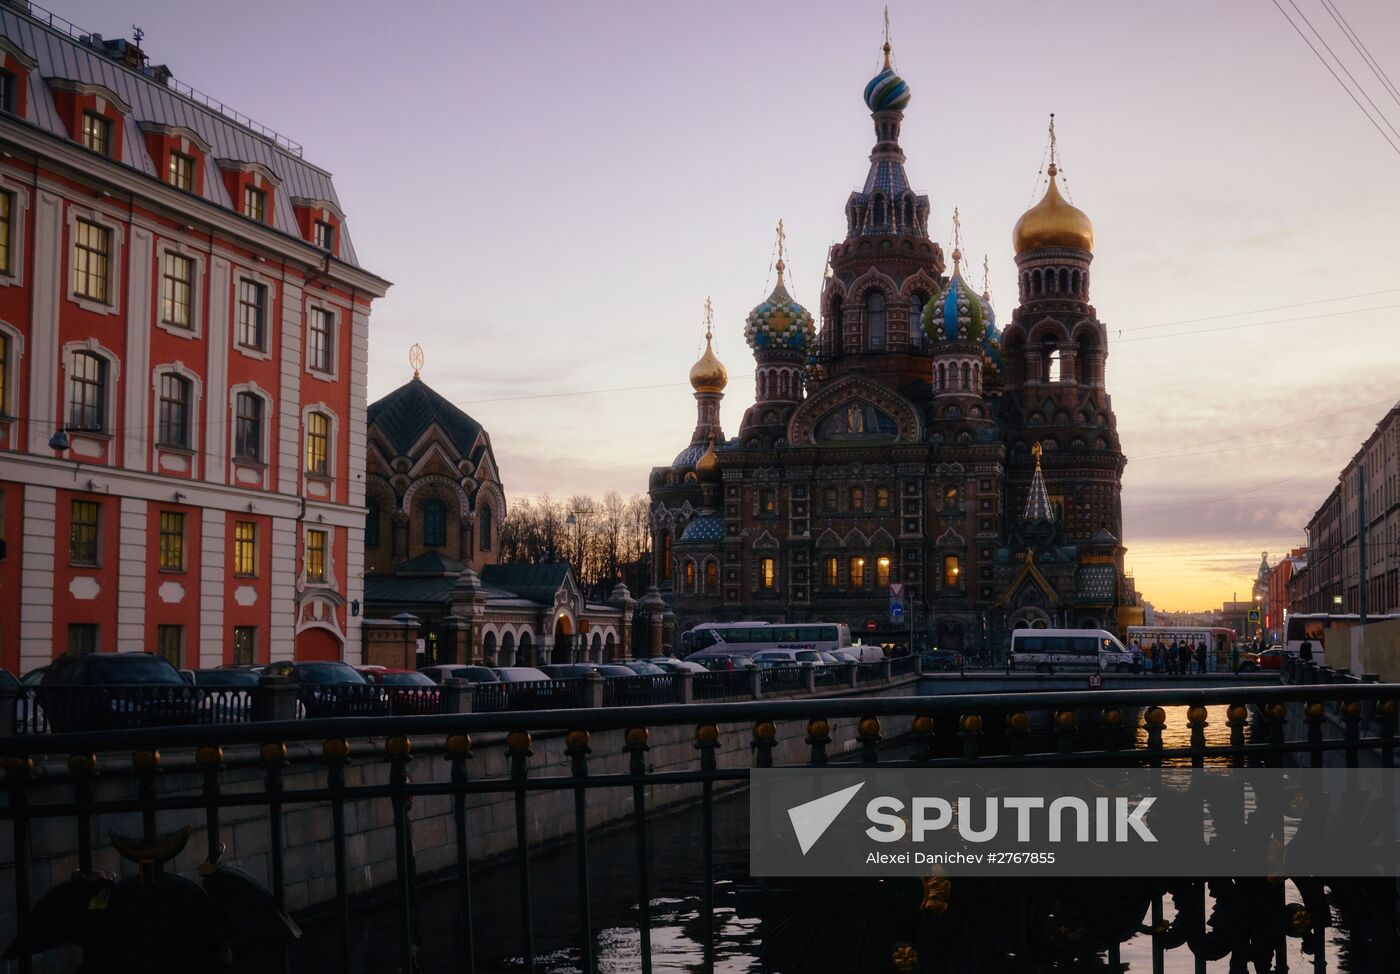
[394,552,467,577]
[367,378,483,459]
[364,574,456,607]
[480,563,572,606]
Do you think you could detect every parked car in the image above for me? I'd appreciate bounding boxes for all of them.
[360,668,441,715]
[20,665,49,685]
[263,661,389,717]
[618,660,667,676]
[492,666,552,683]
[830,650,862,664]
[540,664,601,679]
[39,653,200,731]
[691,654,756,672]
[596,664,639,678]
[190,668,261,721]
[420,664,500,684]
[847,644,887,663]
[650,658,709,674]
[751,650,800,667]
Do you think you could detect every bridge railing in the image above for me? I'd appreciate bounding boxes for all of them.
[1,680,1396,974]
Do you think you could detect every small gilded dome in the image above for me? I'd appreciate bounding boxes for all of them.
[744,262,816,353]
[1012,164,1094,255]
[689,332,728,394]
[924,254,991,342]
[695,437,720,481]
[863,44,910,112]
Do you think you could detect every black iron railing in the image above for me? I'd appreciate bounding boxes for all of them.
[469,679,587,714]
[600,675,674,708]
[1,677,1397,973]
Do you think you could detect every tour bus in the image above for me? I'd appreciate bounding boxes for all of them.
[1008,629,1138,673]
[1283,613,1400,666]
[682,621,870,659]
[1126,626,1236,672]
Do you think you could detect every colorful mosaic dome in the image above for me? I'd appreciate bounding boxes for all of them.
[744,263,816,353]
[864,45,910,112]
[924,255,991,342]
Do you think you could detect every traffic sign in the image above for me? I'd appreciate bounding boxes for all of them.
[889,602,904,622]
[1247,609,1260,623]
[889,582,904,598]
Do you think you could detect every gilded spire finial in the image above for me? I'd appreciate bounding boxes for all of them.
[982,254,991,300]
[703,295,714,343]
[408,343,424,379]
[1032,441,1043,462]
[775,218,787,284]
[1047,112,1059,178]
[882,5,892,69]
[950,207,963,267]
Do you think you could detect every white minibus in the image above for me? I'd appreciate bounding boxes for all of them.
[1009,629,1138,673]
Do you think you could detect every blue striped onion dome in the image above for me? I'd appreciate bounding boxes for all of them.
[864,64,911,112]
[923,257,991,342]
[744,267,816,352]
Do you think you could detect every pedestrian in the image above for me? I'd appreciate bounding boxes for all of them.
[1299,639,1313,664]
[1196,641,1208,675]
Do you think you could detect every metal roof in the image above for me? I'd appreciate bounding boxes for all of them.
[0,5,359,265]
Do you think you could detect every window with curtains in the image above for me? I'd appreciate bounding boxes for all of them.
[233,521,257,576]
[81,111,110,155]
[157,373,191,449]
[876,486,891,510]
[876,555,892,587]
[306,529,327,582]
[824,556,839,588]
[71,219,111,302]
[158,511,185,571]
[944,554,961,588]
[305,412,330,476]
[866,291,885,349]
[684,561,696,592]
[705,561,718,593]
[160,252,195,328]
[760,557,776,590]
[69,500,100,564]
[849,556,866,588]
[850,486,864,511]
[242,185,266,222]
[167,152,194,191]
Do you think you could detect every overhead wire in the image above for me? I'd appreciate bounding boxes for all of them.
[1283,0,1400,143]
[1318,0,1400,108]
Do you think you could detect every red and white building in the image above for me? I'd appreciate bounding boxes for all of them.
[0,5,389,674]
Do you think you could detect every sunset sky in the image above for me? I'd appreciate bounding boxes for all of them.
[67,0,1400,610]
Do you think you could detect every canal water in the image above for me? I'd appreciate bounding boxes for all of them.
[296,706,1355,972]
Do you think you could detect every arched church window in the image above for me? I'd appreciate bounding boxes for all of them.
[684,561,696,592]
[705,560,718,593]
[423,499,446,547]
[365,500,380,548]
[872,195,885,226]
[830,296,844,350]
[1059,268,1069,293]
[909,293,925,345]
[866,291,886,350]
[1046,347,1062,382]
[479,503,493,551]
[1071,269,1081,296]
[943,554,961,588]
[662,533,672,581]
[961,361,971,390]
[1033,270,1043,296]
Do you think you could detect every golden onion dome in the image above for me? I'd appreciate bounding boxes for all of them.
[695,436,720,480]
[1012,164,1094,255]
[689,331,728,394]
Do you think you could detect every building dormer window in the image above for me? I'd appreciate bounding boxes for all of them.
[167,152,194,191]
[243,185,266,222]
[314,221,334,251]
[81,111,111,155]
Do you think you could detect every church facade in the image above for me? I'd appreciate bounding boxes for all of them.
[648,41,1129,658]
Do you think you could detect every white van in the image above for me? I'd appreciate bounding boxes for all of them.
[1009,629,1139,673]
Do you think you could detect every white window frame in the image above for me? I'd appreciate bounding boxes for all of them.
[0,318,23,419]
[301,524,337,589]
[300,401,339,484]
[61,339,121,435]
[65,206,123,317]
[154,240,205,339]
[228,381,273,466]
[0,175,30,288]
[151,362,203,455]
[232,268,275,360]
[304,300,338,379]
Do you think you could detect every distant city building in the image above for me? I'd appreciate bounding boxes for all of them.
[363,368,632,665]
[1289,402,1399,616]
[0,9,389,673]
[648,38,1128,655]
[1265,546,1307,640]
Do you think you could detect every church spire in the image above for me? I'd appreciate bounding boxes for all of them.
[1024,443,1055,523]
